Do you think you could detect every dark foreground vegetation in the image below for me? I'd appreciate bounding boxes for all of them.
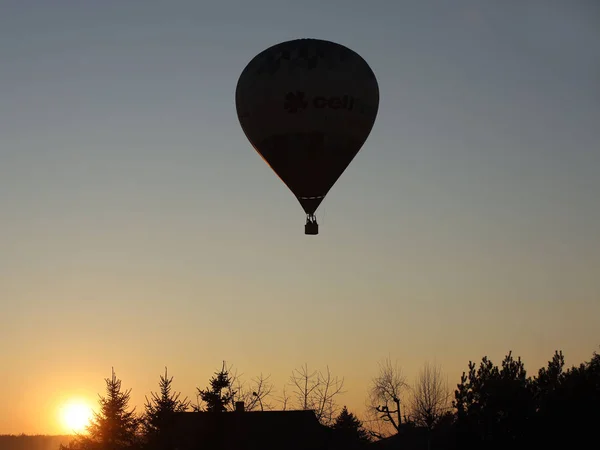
[2,348,598,450]
[0,435,72,450]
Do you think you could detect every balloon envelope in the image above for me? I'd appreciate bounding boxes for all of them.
[235,38,379,217]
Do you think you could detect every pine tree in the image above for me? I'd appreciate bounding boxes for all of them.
[142,367,190,449]
[88,368,141,449]
[332,406,371,447]
[61,368,140,450]
[196,361,236,412]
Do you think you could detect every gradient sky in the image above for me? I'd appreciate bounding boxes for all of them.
[1,0,599,435]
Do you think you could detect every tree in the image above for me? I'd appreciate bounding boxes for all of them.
[410,361,451,430]
[453,351,534,449]
[332,406,371,448]
[142,367,190,449]
[278,385,291,411]
[367,357,409,437]
[61,368,140,450]
[287,364,345,426]
[195,361,236,412]
[227,370,275,411]
[193,361,275,413]
[451,348,600,449]
[530,349,600,448]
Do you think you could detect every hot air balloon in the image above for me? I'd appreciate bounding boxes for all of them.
[235,38,379,235]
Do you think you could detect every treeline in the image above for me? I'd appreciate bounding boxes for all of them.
[0,435,72,450]
[8,348,599,450]
[446,349,600,449]
[366,349,600,449]
[59,363,366,450]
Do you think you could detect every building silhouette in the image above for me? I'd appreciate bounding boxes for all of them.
[169,402,332,450]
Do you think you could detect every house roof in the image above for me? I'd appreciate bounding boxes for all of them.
[368,427,430,450]
[170,410,332,450]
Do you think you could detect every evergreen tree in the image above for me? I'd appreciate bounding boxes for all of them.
[531,349,600,448]
[196,361,236,412]
[450,348,600,450]
[453,351,534,449]
[61,368,140,450]
[142,367,190,449]
[332,406,371,448]
[89,368,140,449]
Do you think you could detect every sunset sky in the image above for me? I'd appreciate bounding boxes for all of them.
[1,0,599,435]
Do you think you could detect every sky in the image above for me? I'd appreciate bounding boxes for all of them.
[1,0,599,435]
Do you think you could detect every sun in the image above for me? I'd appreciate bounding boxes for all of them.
[60,400,93,433]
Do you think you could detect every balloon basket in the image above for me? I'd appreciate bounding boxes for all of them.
[305,217,319,235]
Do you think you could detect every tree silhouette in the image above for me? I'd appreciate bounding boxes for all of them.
[367,357,409,437]
[227,370,275,411]
[142,367,190,449]
[195,361,236,412]
[531,349,600,448]
[450,348,600,450]
[52,347,600,450]
[453,351,534,449]
[288,364,345,426]
[61,368,140,450]
[410,361,451,430]
[331,406,371,448]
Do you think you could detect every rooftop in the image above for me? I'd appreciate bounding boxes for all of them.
[169,408,332,450]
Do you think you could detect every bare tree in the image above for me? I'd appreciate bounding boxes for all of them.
[367,357,410,437]
[287,364,345,425]
[410,361,451,430]
[278,385,291,411]
[223,363,275,411]
[230,372,275,411]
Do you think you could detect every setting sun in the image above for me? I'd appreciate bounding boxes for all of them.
[60,400,93,433]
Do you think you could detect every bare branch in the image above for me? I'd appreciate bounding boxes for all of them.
[278,385,290,411]
[287,364,345,426]
[290,364,320,410]
[410,361,451,430]
[367,357,410,436]
[224,364,275,412]
[247,373,275,411]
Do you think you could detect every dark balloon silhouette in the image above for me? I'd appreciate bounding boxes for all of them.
[236,38,379,235]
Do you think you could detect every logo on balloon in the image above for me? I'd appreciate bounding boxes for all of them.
[284,91,308,113]
[284,91,356,113]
